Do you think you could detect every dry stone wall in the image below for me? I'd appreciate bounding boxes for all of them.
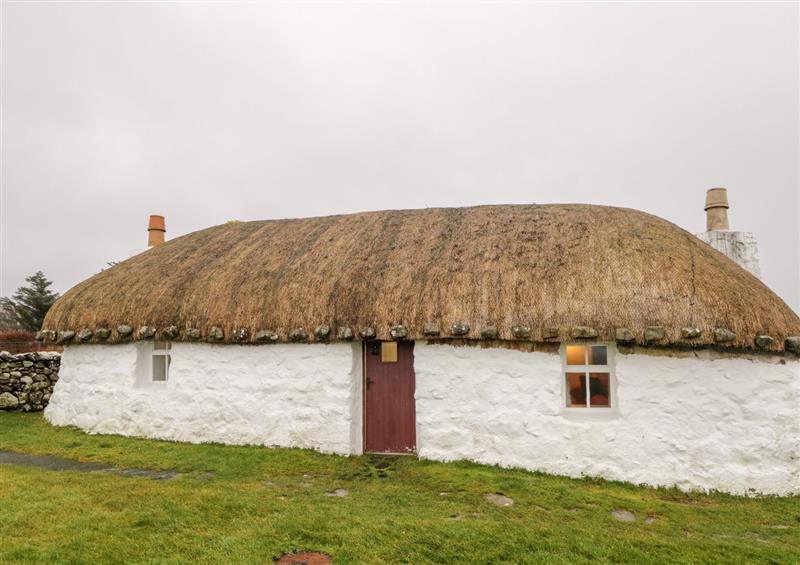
[0,351,61,411]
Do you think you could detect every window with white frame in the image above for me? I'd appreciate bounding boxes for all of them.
[563,344,612,408]
[152,340,171,382]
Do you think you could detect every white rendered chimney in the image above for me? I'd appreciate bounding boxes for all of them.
[696,188,761,278]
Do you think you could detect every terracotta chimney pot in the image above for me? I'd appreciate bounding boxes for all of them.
[148,215,166,247]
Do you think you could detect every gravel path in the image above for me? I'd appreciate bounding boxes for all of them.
[0,450,180,480]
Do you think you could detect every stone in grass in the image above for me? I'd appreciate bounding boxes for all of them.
[274,551,332,565]
[611,509,636,522]
[324,488,349,497]
[484,493,514,507]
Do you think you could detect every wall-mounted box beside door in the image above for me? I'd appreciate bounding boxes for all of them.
[381,341,398,363]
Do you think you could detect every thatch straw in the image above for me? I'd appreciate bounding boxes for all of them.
[42,204,800,352]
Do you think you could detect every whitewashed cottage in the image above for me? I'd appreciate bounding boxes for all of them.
[40,191,800,495]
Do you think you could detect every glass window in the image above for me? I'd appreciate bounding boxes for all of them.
[566,373,586,407]
[565,345,586,365]
[152,341,171,382]
[588,346,607,365]
[563,345,612,408]
[152,355,169,382]
[588,373,610,406]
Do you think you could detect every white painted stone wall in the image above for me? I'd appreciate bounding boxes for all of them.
[697,230,761,278]
[47,340,799,495]
[414,343,799,495]
[45,342,363,455]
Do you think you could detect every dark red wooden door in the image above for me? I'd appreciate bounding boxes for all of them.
[364,341,416,453]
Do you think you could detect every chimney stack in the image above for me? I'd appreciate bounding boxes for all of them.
[704,187,729,231]
[148,215,166,247]
[696,188,761,278]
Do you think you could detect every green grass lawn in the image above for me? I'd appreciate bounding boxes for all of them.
[0,413,798,565]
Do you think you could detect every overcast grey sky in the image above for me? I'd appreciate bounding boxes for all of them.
[1,2,798,312]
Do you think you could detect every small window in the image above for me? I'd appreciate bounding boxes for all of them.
[152,340,171,382]
[563,345,612,408]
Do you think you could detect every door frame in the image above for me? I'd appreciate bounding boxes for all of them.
[362,341,417,455]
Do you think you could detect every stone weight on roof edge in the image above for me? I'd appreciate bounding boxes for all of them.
[35,324,800,354]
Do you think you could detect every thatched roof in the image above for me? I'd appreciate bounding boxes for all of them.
[42,204,800,353]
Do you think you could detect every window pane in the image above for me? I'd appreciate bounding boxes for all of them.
[588,372,610,407]
[565,346,586,366]
[566,373,586,407]
[152,355,167,382]
[588,346,607,365]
